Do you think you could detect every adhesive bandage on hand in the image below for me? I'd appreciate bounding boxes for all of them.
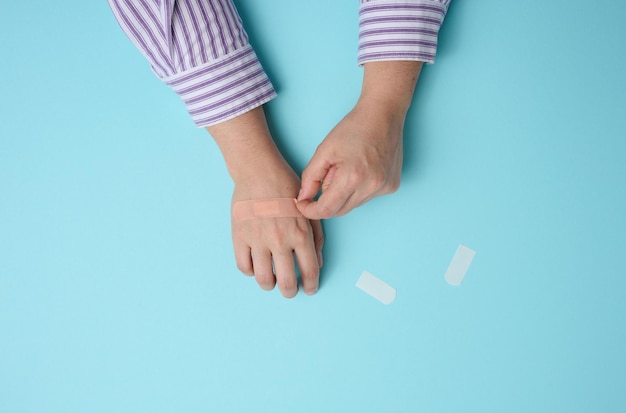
[232,198,303,221]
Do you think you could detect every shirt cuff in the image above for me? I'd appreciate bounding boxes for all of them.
[162,44,277,128]
[358,0,450,65]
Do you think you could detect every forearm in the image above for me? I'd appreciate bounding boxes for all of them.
[207,107,299,195]
[359,61,423,117]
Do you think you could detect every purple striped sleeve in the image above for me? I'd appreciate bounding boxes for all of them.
[108,0,276,127]
[358,0,451,65]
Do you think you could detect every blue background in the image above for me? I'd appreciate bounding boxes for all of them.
[2,1,625,412]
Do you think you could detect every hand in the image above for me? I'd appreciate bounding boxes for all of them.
[208,108,324,298]
[296,101,404,219]
[230,169,324,298]
[297,61,422,219]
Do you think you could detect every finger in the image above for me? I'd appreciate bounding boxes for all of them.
[233,238,254,276]
[272,250,298,299]
[310,219,324,269]
[251,248,276,291]
[298,155,333,202]
[293,224,320,296]
[297,171,353,219]
[298,179,322,205]
[296,167,337,215]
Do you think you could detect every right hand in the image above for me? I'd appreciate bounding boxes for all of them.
[231,168,323,298]
[208,107,323,298]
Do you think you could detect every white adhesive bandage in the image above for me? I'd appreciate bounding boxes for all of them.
[444,245,476,286]
[233,198,303,221]
[356,271,396,304]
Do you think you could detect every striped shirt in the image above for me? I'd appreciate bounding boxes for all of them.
[108,0,450,127]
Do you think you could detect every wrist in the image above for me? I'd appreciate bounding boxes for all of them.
[207,107,300,198]
[208,108,280,180]
[354,95,407,127]
[219,135,287,184]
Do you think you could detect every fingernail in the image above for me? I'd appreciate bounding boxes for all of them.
[297,189,303,201]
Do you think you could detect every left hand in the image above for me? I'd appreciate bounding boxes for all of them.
[296,99,405,219]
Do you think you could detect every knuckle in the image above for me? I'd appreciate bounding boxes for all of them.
[387,179,400,193]
[293,231,313,250]
[294,218,311,234]
[347,170,364,188]
[274,245,295,259]
[378,177,399,194]
[294,239,311,252]
[365,182,379,195]
[370,174,386,192]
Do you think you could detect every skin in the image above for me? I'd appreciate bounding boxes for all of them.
[207,60,422,298]
[297,61,423,218]
[207,107,324,298]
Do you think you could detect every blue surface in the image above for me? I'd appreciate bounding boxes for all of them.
[2,1,626,412]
